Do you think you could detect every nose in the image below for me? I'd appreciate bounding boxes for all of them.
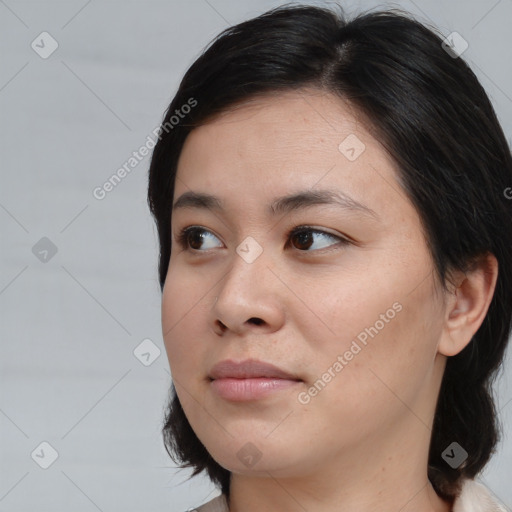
[211,250,286,336]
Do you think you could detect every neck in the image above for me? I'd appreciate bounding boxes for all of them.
[228,466,452,512]
[227,419,452,512]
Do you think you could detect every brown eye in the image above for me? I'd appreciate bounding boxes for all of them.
[176,227,222,251]
[187,229,206,250]
[290,230,314,250]
[288,227,348,252]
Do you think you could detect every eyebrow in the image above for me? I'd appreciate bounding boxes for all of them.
[172,189,378,219]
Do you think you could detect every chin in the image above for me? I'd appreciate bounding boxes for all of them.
[204,435,315,478]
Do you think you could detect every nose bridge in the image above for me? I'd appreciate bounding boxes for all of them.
[213,236,284,331]
[220,235,272,299]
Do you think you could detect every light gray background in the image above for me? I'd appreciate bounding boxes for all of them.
[1,0,511,510]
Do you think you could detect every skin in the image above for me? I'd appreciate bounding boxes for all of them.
[161,89,498,512]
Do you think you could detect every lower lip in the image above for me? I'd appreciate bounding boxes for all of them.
[210,377,301,401]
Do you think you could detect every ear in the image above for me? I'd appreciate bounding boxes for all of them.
[438,252,498,357]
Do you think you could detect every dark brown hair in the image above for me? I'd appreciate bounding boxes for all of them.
[148,3,512,501]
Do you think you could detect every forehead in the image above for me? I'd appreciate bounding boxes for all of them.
[179,89,369,164]
[174,89,408,221]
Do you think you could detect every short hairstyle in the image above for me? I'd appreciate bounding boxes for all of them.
[147,3,512,500]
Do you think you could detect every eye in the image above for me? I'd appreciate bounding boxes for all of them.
[175,226,223,251]
[286,226,349,252]
[175,225,349,253]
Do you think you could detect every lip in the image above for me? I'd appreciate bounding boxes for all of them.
[209,359,302,401]
[209,358,299,380]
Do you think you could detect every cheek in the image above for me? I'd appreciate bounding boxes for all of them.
[293,254,444,403]
[310,280,443,425]
[161,266,210,380]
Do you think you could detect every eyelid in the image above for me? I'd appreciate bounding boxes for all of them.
[288,225,352,244]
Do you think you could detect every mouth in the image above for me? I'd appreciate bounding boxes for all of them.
[208,358,303,402]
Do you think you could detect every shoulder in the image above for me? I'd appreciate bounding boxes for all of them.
[186,494,229,512]
[453,479,509,512]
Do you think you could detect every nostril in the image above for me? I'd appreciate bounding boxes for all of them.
[248,317,264,325]
[216,320,227,332]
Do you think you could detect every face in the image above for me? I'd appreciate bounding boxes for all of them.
[162,89,448,479]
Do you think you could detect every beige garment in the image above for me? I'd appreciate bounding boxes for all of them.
[453,479,509,512]
[191,479,509,512]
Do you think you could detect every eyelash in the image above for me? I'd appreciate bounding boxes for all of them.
[175,225,351,254]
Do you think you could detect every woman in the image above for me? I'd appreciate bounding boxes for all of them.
[148,4,511,511]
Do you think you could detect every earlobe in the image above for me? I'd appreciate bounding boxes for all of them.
[438,253,498,357]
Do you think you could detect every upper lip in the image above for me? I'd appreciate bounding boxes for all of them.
[209,359,301,380]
